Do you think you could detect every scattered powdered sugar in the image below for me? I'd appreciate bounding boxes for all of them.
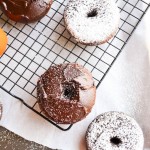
[86,111,144,150]
[64,0,120,45]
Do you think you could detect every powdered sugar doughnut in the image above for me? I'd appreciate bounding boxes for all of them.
[37,63,96,124]
[86,111,144,150]
[64,0,120,45]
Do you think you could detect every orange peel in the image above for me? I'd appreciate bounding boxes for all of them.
[0,28,8,57]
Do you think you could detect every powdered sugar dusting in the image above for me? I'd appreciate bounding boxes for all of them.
[86,112,144,150]
[64,0,120,45]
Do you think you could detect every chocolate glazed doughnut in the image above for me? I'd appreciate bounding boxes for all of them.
[0,0,53,23]
[37,63,96,124]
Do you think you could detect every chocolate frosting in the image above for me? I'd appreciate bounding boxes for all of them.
[0,0,52,23]
[37,63,96,124]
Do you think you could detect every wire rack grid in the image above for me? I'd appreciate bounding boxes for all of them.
[0,0,149,131]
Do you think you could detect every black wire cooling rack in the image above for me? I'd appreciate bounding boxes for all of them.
[0,0,150,131]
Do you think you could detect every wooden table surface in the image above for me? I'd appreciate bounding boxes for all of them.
[0,126,57,150]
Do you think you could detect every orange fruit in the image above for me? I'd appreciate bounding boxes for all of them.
[0,28,8,57]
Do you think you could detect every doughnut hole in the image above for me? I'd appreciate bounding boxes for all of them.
[63,86,74,99]
[110,137,122,146]
[87,9,98,18]
[62,83,76,100]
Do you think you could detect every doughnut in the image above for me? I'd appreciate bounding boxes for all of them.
[37,63,96,124]
[0,0,53,23]
[64,0,120,45]
[86,111,144,150]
